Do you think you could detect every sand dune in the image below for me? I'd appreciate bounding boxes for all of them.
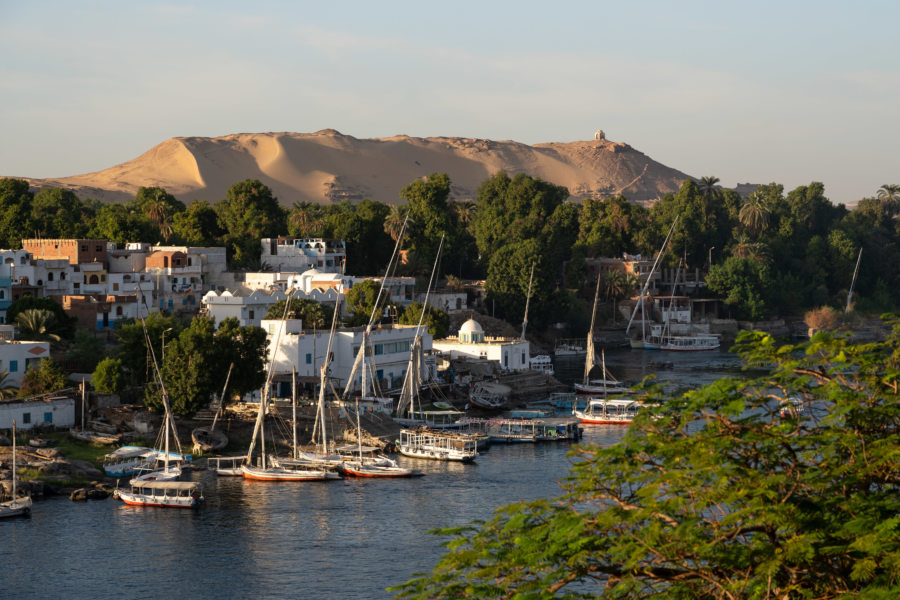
[14,130,692,205]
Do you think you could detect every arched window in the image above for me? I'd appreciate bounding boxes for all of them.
[48,272,54,281]
[88,274,99,284]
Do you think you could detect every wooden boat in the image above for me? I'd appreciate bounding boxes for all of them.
[114,480,203,508]
[574,398,640,425]
[0,421,32,519]
[191,363,232,453]
[242,293,341,483]
[398,428,478,462]
[28,437,52,448]
[103,446,191,478]
[341,460,423,478]
[468,381,510,410]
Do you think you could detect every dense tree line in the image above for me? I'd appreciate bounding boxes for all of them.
[392,322,900,598]
[3,174,900,330]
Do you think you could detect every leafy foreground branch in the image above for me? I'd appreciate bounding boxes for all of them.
[391,321,900,599]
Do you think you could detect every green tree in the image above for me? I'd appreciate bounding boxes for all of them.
[399,302,450,339]
[212,318,268,406]
[92,357,124,395]
[6,296,76,339]
[15,309,64,343]
[171,200,224,246]
[326,200,393,275]
[65,331,105,372]
[287,201,328,237]
[88,202,158,244]
[0,178,34,249]
[216,179,286,268]
[30,187,91,239]
[150,316,216,416]
[345,279,384,324]
[706,255,771,320]
[393,324,900,598]
[18,358,67,397]
[400,173,452,263]
[264,297,333,329]
[115,312,182,388]
[0,371,18,399]
[738,190,770,238]
[876,184,900,216]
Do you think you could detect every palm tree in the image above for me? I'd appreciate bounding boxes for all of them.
[877,184,900,216]
[452,200,476,227]
[288,202,324,237]
[15,309,62,343]
[601,271,636,323]
[739,191,770,238]
[384,205,412,242]
[0,370,18,399]
[698,176,720,227]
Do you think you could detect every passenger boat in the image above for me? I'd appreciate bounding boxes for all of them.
[554,340,586,357]
[398,428,478,462]
[209,455,245,476]
[113,480,203,508]
[482,417,581,443]
[574,398,640,425]
[528,354,554,375]
[0,421,32,519]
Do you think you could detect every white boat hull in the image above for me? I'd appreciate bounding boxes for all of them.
[0,497,32,518]
[241,464,341,481]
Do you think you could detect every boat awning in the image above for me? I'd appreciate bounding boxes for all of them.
[134,481,200,490]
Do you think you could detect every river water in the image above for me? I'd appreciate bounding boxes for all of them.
[2,348,743,600]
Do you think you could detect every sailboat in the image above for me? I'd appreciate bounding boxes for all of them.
[0,420,32,518]
[242,290,341,482]
[574,273,631,395]
[191,362,232,453]
[645,262,720,352]
[626,218,678,349]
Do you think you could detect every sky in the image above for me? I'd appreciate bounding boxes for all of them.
[1,0,898,205]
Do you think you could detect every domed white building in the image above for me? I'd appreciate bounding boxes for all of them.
[432,317,530,371]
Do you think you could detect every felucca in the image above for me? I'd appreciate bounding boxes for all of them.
[0,421,32,518]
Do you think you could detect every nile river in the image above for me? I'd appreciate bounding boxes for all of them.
[2,348,742,599]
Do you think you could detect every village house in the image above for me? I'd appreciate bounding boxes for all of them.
[0,394,76,430]
[262,318,434,397]
[261,237,346,273]
[201,289,286,328]
[0,325,51,386]
[432,318,530,372]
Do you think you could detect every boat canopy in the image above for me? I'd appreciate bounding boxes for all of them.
[132,481,200,491]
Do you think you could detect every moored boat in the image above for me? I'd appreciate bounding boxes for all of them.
[398,428,478,462]
[0,421,32,519]
[114,480,203,508]
[574,398,640,425]
[209,455,245,477]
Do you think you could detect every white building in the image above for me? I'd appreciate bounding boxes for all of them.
[261,237,346,273]
[0,395,76,430]
[263,319,432,394]
[432,318,530,372]
[0,333,51,386]
[202,289,287,328]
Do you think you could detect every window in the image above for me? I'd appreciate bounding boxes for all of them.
[74,282,80,290]
[113,282,119,291]
[60,272,65,280]
[116,306,123,316]
[305,353,312,364]
[44,412,52,424]
[48,272,54,281]
[249,310,255,320]
[22,412,30,424]
[521,352,526,364]
[20,256,25,265]
[96,245,102,252]
[10,360,18,372]
[0,291,4,299]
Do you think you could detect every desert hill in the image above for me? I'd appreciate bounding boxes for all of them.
[15,129,693,205]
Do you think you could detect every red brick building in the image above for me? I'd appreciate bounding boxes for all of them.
[22,239,107,266]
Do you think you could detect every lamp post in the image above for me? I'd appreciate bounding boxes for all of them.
[708,247,715,270]
[161,327,173,363]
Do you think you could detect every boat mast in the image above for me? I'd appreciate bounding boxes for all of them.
[314,279,343,455]
[11,420,16,501]
[521,262,535,341]
[292,366,297,460]
[846,247,863,313]
[584,271,600,385]
[626,217,679,336]
[80,377,86,431]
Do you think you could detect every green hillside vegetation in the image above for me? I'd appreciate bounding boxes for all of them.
[3,175,899,332]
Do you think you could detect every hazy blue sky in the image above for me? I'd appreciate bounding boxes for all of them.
[1,0,898,204]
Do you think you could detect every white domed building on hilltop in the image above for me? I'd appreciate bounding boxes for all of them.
[432,317,530,372]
